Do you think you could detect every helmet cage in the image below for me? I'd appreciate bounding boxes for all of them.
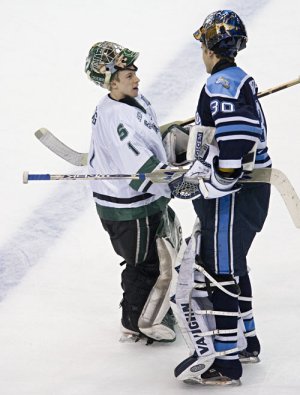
[85,41,139,88]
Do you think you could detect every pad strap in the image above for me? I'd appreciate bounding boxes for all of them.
[195,264,240,298]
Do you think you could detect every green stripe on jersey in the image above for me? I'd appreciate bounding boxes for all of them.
[129,155,161,191]
[96,197,169,221]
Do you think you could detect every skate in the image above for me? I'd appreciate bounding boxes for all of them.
[119,324,141,343]
[239,335,260,363]
[239,349,260,363]
[120,309,176,344]
[184,366,241,386]
[180,358,242,386]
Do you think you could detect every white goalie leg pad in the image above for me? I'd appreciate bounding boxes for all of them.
[138,208,182,341]
[172,219,215,380]
[138,237,175,341]
[173,219,246,381]
[186,125,216,161]
[174,221,214,354]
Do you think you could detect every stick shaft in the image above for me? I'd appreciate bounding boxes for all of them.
[258,76,300,98]
[34,76,300,168]
[178,76,300,127]
[23,169,186,184]
[23,169,300,228]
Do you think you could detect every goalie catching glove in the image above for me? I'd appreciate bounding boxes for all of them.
[170,144,242,200]
[169,174,202,200]
[184,144,243,199]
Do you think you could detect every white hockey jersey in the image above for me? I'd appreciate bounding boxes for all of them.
[88,93,171,221]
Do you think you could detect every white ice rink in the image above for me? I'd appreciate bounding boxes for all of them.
[1,0,300,394]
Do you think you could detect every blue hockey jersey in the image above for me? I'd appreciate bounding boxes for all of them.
[195,63,271,169]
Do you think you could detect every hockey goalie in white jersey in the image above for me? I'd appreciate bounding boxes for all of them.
[84,41,192,344]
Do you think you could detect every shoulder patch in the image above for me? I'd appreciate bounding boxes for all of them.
[215,76,230,89]
[206,67,249,99]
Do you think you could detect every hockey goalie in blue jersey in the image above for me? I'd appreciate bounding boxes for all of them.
[173,10,272,386]
[195,52,271,172]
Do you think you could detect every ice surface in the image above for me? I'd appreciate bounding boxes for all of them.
[1,0,300,394]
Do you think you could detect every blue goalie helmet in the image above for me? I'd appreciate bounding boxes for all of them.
[193,10,247,58]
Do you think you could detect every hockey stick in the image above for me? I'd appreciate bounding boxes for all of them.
[178,75,300,127]
[23,168,300,228]
[241,168,300,229]
[34,76,300,166]
[35,128,88,166]
[22,168,186,184]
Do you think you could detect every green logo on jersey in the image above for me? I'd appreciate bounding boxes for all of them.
[117,124,128,141]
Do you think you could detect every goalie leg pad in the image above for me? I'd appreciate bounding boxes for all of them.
[238,273,257,337]
[172,220,216,380]
[137,236,176,341]
[101,212,163,334]
[138,207,182,341]
[121,262,159,334]
[172,219,246,381]
[210,280,240,359]
[238,273,261,361]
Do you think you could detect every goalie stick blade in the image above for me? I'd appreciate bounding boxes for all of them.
[34,121,190,167]
[241,168,300,229]
[35,128,88,166]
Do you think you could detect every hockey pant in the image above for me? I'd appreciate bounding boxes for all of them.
[101,206,182,341]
